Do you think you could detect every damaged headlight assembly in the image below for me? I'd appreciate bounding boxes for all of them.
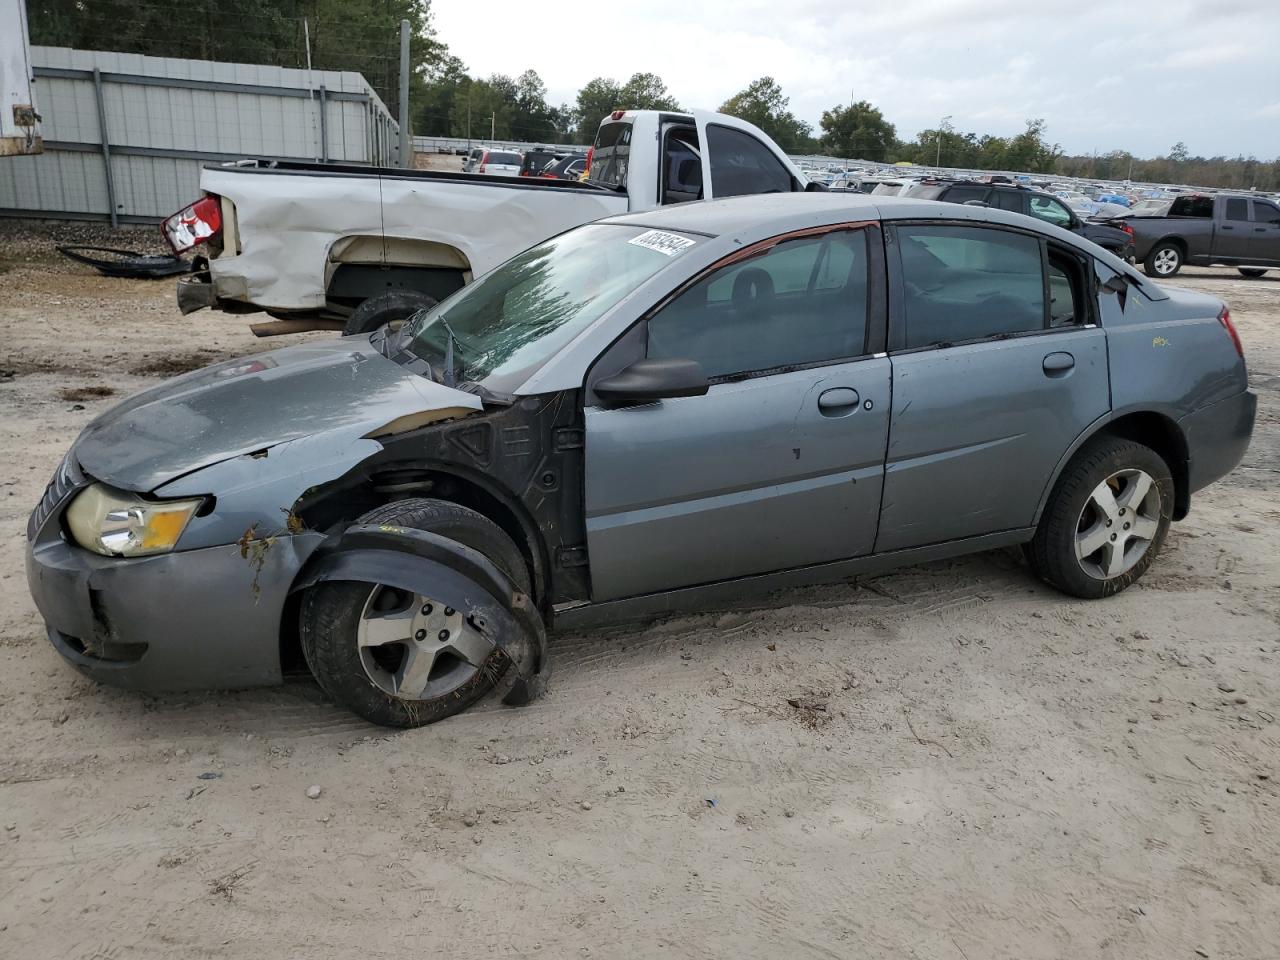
[65,484,204,557]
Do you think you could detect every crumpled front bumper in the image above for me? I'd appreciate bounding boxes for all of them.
[26,523,325,691]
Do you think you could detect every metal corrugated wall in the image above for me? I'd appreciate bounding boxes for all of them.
[0,46,398,223]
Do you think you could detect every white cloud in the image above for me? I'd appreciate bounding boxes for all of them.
[429,0,1280,157]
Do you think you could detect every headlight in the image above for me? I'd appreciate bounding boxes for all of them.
[65,484,203,557]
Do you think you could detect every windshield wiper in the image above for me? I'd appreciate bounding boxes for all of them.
[438,314,463,387]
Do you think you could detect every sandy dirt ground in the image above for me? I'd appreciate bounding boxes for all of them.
[0,221,1277,960]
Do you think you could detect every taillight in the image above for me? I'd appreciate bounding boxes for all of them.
[162,196,221,254]
[1120,223,1134,236]
[584,146,593,176]
[1218,306,1244,358]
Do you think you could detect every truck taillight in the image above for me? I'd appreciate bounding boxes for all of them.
[1219,307,1244,358]
[584,146,593,176]
[162,196,222,254]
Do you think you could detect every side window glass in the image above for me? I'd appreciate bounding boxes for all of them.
[1046,249,1086,327]
[991,190,1023,212]
[1225,198,1249,221]
[648,231,870,379]
[897,225,1045,349]
[706,124,793,198]
[943,184,989,205]
[1252,201,1280,224]
[1029,196,1072,228]
[662,127,703,204]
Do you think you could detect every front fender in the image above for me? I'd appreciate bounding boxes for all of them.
[292,524,548,704]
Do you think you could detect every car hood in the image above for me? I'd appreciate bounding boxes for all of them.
[73,336,483,491]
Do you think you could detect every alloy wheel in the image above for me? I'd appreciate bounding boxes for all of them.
[356,586,492,699]
[1074,468,1162,580]
[1152,248,1179,275]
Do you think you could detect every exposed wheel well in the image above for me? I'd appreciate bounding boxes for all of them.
[1095,412,1190,520]
[1152,236,1187,257]
[280,469,548,681]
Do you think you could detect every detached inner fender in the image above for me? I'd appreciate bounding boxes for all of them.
[292,523,548,705]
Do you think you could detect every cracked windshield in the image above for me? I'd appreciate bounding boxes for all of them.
[405,223,700,384]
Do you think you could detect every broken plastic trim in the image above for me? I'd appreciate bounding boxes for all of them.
[57,246,195,279]
[291,523,548,705]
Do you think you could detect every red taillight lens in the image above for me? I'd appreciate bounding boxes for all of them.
[162,196,222,253]
[1120,223,1134,236]
[584,146,593,176]
[1219,307,1244,358]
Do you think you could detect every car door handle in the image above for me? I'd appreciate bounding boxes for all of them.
[1043,352,1075,376]
[817,387,860,415]
[1221,225,1234,231]
[1256,227,1268,233]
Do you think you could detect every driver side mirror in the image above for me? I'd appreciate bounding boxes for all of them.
[595,358,710,404]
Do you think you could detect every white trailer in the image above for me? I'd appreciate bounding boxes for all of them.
[1,0,42,156]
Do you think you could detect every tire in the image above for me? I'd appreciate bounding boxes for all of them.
[1025,436,1174,600]
[1143,242,1183,278]
[1238,268,1268,278]
[300,499,532,728]
[343,290,438,337]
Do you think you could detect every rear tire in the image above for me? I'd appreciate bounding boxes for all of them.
[1025,437,1173,600]
[343,290,438,337]
[1238,267,1268,278]
[300,499,531,728]
[1143,242,1183,278]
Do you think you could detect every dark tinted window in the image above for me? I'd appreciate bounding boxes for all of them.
[1253,200,1280,224]
[1225,198,1249,221]
[706,125,793,198]
[589,121,631,189]
[487,152,521,166]
[897,226,1046,349]
[991,189,1023,212]
[941,184,990,205]
[1170,195,1213,218]
[648,230,870,378]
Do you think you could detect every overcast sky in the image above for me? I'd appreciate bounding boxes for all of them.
[434,0,1280,158]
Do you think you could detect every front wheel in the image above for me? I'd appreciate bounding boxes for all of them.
[1238,267,1268,279]
[343,290,438,337]
[300,499,532,727]
[1143,242,1183,278]
[1025,437,1173,599]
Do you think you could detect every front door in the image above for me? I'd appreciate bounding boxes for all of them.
[584,225,889,600]
[1248,198,1280,265]
[877,222,1111,552]
[1219,197,1255,260]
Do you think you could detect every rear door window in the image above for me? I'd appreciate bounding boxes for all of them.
[706,125,794,198]
[1225,198,1250,221]
[941,184,990,205]
[589,121,632,190]
[991,190,1024,213]
[896,225,1046,349]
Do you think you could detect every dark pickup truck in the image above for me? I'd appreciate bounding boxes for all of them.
[1118,193,1280,279]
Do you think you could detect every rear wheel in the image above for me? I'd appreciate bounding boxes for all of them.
[1026,437,1173,599]
[343,290,438,337]
[1143,242,1183,278]
[300,499,531,727]
[1238,267,1268,278]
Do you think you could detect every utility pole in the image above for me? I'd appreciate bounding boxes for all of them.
[936,115,952,168]
[397,19,410,168]
[466,101,471,151]
[490,112,496,143]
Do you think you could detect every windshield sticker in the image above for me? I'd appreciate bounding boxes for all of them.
[628,230,696,256]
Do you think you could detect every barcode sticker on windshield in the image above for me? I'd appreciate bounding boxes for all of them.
[628,230,696,256]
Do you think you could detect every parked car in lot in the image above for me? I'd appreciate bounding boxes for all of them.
[539,154,587,180]
[29,193,1255,727]
[168,110,816,337]
[472,148,523,177]
[1118,193,1280,278]
[904,179,1135,259]
[518,147,561,177]
[462,146,487,173]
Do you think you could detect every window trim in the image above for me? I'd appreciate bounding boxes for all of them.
[885,220,1094,355]
[658,122,701,206]
[583,221,885,405]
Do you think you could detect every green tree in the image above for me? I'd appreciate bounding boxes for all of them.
[718,77,815,152]
[819,101,898,161]
[618,72,681,111]
[572,73,680,143]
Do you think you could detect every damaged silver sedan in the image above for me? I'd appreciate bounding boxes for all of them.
[26,194,1255,726]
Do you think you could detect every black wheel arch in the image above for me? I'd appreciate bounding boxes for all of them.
[1034,409,1191,528]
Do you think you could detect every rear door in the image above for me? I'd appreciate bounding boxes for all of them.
[584,224,889,600]
[1249,198,1280,264]
[878,222,1110,552]
[1218,197,1254,259]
